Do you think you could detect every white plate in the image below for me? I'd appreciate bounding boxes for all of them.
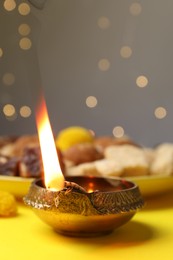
[0,175,173,198]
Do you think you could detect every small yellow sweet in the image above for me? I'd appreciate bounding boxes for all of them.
[56,126,94,151]
[0,191,17,217]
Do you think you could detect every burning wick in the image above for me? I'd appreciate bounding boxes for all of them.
[87,182,94,193]
[35,95,64,191]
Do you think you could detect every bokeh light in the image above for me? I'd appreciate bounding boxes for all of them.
[154,107,167,119]
[86,96,98,108]
[19,106,32,118]
[18,3,30,16]
[120,46,132,58]
[129,2,142,16]
[98,59,110,71]
[19,37,32,50]
[0,48,3,58]
[113,126,125,138]
[18,24,31,36]
[97,16,111,29]
[3,104,16,117]
[3,0,16,11]
[136,75,148,88]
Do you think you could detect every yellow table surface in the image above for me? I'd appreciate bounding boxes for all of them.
[1,190,173,260]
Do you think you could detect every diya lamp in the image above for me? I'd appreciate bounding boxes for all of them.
[24,96,144,237]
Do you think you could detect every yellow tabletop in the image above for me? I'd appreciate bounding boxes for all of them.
[1,190,173,260]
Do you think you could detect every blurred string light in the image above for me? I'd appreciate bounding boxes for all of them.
[86,96,98,108]
[0,0,167,129]
[129,2,142,16]
[97,16,111,29]
[3,0,16,11]
[19,37,32,50]
[2,1,32,122]
[3,104,16,117]
[18,2,31,16]
[18,24,31,36]
[0,48,3,58]
[19,106,32,118]
[98,58,110,71]
[2,73,15,86]
[136,75,148,88]
[154,107,167,119]
[120,46,132,58]
[113,126,125,138]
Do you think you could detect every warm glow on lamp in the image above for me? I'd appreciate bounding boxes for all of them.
[36,96,64,191]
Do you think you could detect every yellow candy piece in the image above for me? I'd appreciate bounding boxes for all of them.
[0,191,17,217]
[56,126,94,151]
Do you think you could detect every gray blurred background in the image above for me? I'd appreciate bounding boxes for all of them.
[0,0,173,147]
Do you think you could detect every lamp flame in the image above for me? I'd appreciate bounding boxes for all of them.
[36,95,64,190]
[87,182,94,193]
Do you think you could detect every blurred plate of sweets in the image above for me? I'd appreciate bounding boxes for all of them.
[0,127,173,198]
